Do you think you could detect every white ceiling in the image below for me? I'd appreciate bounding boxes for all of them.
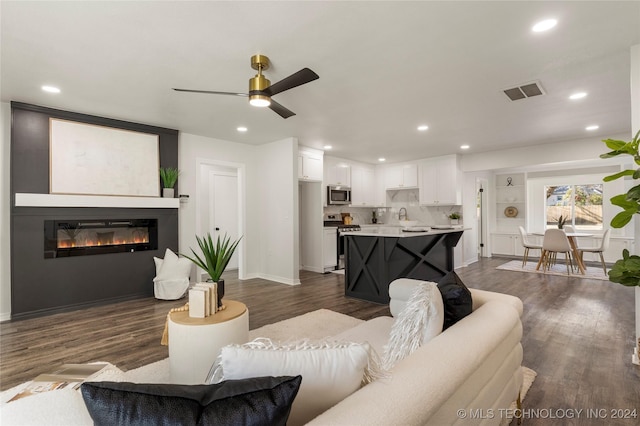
[2,1,639,165]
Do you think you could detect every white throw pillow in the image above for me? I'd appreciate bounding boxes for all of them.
[153,248,192,282]
[382,281,444,369]
[210,338,378,426]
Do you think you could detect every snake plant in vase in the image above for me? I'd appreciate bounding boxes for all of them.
[181,233,242,309]
[600,129,640,364]
[160,167,180,198]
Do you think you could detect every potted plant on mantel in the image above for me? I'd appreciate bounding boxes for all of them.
[159,167,180,198]
[181,233,242,309]
[600,129,640,365]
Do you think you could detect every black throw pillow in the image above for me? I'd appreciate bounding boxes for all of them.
[81,375,302,426]
[437,271,473,330]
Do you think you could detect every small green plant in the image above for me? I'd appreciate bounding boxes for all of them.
[181,233,242,282]
[160,167,180,189]
[448,212,461,220]
[557,215,567,229]
[600,130,640,287]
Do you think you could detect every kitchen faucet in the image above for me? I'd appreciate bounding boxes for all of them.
[398,207,408,221]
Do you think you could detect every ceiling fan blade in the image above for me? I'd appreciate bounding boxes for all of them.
[173,88,248,97]
[269,99,296,119]
[262,68,319,96]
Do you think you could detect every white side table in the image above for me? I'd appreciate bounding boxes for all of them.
[168,299,249,384]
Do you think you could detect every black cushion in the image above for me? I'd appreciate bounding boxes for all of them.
[80,375,302,426]
[437,271,473,330]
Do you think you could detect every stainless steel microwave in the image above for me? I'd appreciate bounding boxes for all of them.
[327,185,351,205]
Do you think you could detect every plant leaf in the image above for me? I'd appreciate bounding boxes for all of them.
[603,169,635,182]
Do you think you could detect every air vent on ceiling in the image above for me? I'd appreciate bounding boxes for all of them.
[503,81,545,101]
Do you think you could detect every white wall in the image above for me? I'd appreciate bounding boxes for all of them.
[632,44,640,257]
[178,133,258,281]
[461,133,630,173]
[256,138,300,285]
[0,102,11,320]
[179,133,300,285]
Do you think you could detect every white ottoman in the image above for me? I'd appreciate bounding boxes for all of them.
[168,300,249,384]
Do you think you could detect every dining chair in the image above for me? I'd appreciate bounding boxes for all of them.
[578,229,611,275]
[518,226,542,267]
[541,229,574,275]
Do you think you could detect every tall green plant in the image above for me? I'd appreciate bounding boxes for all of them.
[181,233,242,282]
[160,167,180,188]
[600,129,640,286]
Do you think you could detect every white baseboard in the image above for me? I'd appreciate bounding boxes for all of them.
[0,312,11,322]
[255,273,301,286]
[300,265,324,274]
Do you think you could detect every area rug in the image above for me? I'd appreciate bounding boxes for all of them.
[496,260,610,281]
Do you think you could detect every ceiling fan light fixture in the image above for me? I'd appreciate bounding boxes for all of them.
[249,95,271,107]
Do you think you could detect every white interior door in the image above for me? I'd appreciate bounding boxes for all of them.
[209,171,239,270]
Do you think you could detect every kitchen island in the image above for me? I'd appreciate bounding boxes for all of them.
[342,227,464,304]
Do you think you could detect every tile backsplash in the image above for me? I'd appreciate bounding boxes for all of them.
[324,189,462,226]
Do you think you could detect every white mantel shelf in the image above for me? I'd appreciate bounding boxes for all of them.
[15,193,180,209]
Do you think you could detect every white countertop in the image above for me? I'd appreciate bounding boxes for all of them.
[342,225,466,237]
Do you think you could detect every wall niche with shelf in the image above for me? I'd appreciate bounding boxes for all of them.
[495,173,526,230]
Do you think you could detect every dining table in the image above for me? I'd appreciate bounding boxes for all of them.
[533,231,593,274]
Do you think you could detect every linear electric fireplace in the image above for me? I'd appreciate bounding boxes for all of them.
[44,219,158,258]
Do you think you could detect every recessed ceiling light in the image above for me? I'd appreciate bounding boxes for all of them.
[323,145,332,150]
[378,158,386,162]
[460,145,470,150]
[417,125,429,131]
[237,126,248,132]
[42,85,60,93]
[569,92,587,100]
[532,19,557,33]
[586,125,599,131]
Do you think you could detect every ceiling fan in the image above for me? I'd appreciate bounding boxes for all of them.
[173,54,319,119]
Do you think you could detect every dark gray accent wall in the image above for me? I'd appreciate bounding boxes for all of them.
[10,102,180,319]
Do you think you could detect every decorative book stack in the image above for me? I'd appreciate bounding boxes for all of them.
[188,282,217,318]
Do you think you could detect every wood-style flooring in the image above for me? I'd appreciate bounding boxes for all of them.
[1,257,639,425]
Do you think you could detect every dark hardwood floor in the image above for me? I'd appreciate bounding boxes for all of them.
[1,257,639,425]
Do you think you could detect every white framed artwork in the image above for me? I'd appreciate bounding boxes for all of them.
[50,118,160,197]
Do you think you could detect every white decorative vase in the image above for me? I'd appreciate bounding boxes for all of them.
[162,188,175,198]
[450,219,459,226]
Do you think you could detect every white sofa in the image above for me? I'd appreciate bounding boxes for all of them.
[0,281,523,426]
[308,282,524,426]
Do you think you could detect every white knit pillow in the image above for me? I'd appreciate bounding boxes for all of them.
[382,281,444,369]
[209,338,383,426]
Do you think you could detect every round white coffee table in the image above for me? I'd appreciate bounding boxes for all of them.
[168,299,249,384]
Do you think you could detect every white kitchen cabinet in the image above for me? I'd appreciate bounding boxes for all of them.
[323,228,337,272]
[350,165,377,206]
[326,164,351,186]
[385,163,418,189]
[491,233,526,256]
[419,155,461,205]
[299,151,323,181]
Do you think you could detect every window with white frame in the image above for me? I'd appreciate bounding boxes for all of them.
[545,184,603,230]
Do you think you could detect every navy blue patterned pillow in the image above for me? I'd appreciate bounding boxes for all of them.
[81,375,301,426]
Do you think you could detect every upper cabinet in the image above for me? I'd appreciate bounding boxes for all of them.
[350,165,377,206]
[419,155,461,205]
[298,149,323,181]
[385,163,418,189]
[326,164,351,186]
